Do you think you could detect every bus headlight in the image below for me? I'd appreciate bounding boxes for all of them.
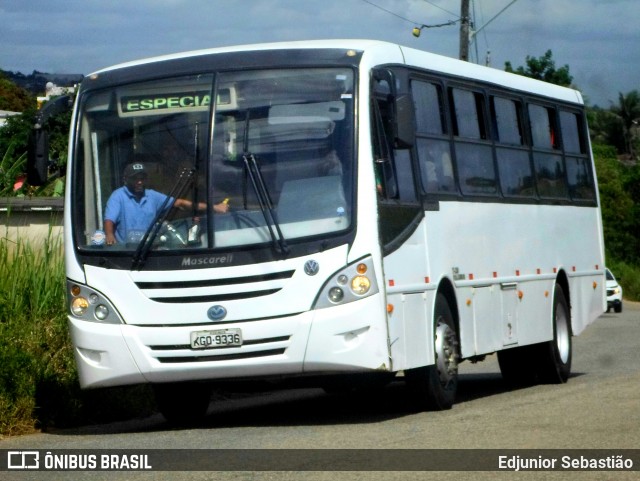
[351,275,371,295]
[67,281,123,324]
[94,304,110,320]
[314,256,379,309]
[328,287,345,303]
[71,296,90,316]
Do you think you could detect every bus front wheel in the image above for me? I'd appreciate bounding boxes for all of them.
[405,293,459,410]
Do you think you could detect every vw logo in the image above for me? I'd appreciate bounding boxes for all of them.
[207,305,227,321]
[304,260,320,276]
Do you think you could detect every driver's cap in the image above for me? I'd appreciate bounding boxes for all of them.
[123,163,146,178]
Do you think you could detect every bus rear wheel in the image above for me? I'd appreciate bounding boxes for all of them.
[498,284,572,385]
[153,382,211,425]
[536,284,572,383]
[405,293,459,411]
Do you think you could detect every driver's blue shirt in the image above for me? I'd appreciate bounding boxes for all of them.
[104,186,174,243]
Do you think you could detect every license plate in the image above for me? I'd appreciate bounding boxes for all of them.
[190,328,242,349]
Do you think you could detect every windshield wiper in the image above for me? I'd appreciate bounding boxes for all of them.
[131,167,194,270]
[242,152,289,255]
[239,110,289,255]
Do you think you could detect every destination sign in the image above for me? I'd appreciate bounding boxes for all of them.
[118,86,234,116]
[120,91,211,113]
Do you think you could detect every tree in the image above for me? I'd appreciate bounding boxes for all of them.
[0,97,71,197]
[505,50,573,87]
[0,73,36,111]
[593,145,638,263]
[588,106,626,154]
[610,90,640,159]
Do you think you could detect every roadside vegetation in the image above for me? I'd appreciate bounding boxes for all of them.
[0,231,155,437]
[0,52,639,436]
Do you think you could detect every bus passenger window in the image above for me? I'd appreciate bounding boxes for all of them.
[411,80,455,195]
[492,96,534,198]
[559,111,584,154]
[561,110,594,201]
[533,152,568,199]
[456,143,496,195]
[566,157,595,201]
[529,104,559,150]
[412,81,446,135]
[530,104,567,199]
[492,97,524,146]
[451,87,495,196]
[417,139,455,193]
[451,88,487,140]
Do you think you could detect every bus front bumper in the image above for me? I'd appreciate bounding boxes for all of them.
[68,294,389,389]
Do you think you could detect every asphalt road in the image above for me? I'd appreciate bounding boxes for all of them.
[3,302,640,481]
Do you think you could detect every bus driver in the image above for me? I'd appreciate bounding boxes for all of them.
[104,162,229,245]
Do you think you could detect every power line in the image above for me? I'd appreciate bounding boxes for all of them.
[471,0,519,38]
[360,0,458,28]
[360,0,418,24]
[469,0,520,65]
[420,0,460,18]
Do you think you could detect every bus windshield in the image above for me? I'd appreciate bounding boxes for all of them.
[73,68,355,255]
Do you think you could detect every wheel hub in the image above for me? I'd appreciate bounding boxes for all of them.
[434,321,459,387]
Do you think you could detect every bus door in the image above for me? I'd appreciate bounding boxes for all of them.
[370,68,431,371]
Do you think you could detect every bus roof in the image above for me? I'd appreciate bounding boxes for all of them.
[90,39,583,105]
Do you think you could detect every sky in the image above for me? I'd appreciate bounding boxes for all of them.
[1,0,638,107]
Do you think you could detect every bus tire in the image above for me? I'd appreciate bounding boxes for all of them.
[536,284,572,383]
[405,293,459,410]
[153,382,211,425]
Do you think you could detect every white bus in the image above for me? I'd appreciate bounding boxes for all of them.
[32,40,606,423]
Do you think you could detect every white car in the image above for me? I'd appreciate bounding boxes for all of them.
[606,268,623,313]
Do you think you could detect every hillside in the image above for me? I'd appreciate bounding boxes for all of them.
[1,69,83,96]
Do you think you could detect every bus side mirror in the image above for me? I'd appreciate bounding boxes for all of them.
[25,94,74,186]
[27,128,49,186]
[393,94,416,149]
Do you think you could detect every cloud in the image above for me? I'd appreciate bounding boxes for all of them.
[1,0,638,105]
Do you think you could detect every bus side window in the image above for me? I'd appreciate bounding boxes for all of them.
[451,87,496,196]
[529,104,559,150]
[412,80,455,194]
[492,96,535,198]
[529,104,568,199]
[561,110,595,201]
[372,101,398,198]
[559,110,584,154]
[371,77,398,199]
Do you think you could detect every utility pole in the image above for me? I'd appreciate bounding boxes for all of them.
[459,0,471,61]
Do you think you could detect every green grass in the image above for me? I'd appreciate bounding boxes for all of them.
[0,229,74,435]
[0,230,154,438]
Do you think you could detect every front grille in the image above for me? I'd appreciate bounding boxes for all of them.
[134,269,295,303]
[156,348,286,364]
[136,271,294,289]
[148,289,280,303]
